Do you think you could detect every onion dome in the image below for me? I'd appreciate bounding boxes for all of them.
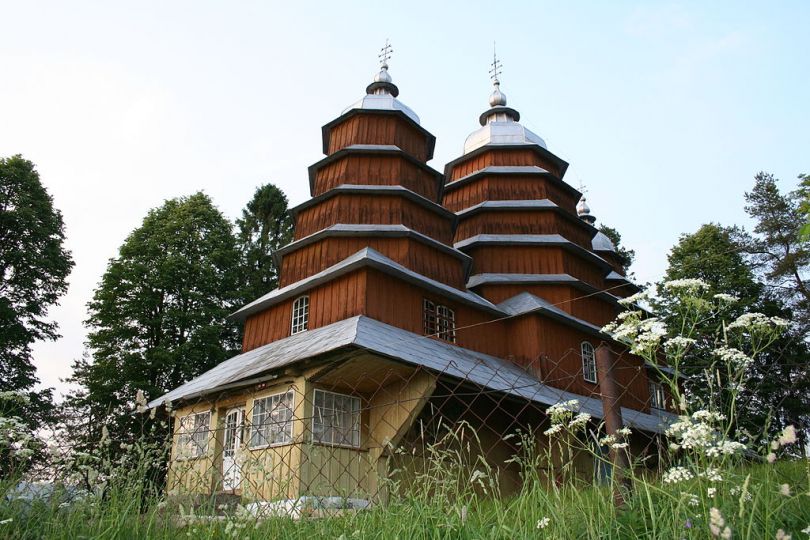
[342,43,420,124]
[463,71,546,154]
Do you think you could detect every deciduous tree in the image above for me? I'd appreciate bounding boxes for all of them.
[0,155,73,427]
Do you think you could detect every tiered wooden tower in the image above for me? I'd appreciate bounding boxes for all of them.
[231,57,654,411]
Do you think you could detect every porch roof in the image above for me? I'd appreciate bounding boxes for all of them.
[148,315,675,434]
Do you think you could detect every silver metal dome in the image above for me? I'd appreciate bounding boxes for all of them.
[576,196,591,218]
[342,47,420,124]
[463,79,547,154]
[489,81,507,107]
[591,231,616,252]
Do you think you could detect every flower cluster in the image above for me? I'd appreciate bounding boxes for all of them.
[603,313,668,356]
[544,400,590,436]
[714,346,753,369]
[663,278,710,293]
[666,411,745,457]
[662,466,693,484]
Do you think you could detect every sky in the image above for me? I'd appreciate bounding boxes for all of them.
[1,1,807,399]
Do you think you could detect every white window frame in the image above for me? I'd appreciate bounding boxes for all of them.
[581,342,597,384]
[649,381,666,410]
[423,299,456,343]
[176,411,211,459]
[312,389,361,448]
[249,390,295,449]
[291,295,309,335]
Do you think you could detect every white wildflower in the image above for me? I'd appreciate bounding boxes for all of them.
[568,412,591,430]
[617,426,632,436]
[663,278,710,292]
[778,425,797,446]
[713,293,739,304]
[664,336,697,352]
[714,346,753,368]
[135,389,148,413]
[770,317,789,328]
[800,525,810,535]
[617,288,651,306]
[0,518,12,525]
[599,435,616,446]
[536,517,550,529]
[708,487,717,497]
[543,424,563,436]
[684,493,700,507]
[663,466,694,484]
[547,400,579,416]
[779,484,791,497]
[776,529,791,540]
[727,312,772,331]
[700,468,723,482]
[611,442,629,449]
[767,452,777,463]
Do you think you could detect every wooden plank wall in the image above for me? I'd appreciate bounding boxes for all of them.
[447,148,562,180]
[474,283,619,328]
[242,270,368,352]
[279,237,467,289]
[313,155,439,201]
[294,194,454,244]
[327,115,430,162]
[464,245,605,289]
[455,210,593,248]
[442,176,580,214]
[506,315,650,411]
[363,269,508,358]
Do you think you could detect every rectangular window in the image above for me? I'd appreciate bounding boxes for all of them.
[312,389,361,448]
[649,381,666,410]
[291,296,309,335]
[423,299,456,343]
[250,390,295,448]
[177,411,211,458]
[423,299,436,336]
[581,342,597,383]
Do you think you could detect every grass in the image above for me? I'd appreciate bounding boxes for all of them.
[1,459,808,539]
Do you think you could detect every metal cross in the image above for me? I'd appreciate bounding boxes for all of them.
[489,42,502,82]
[379,39,393,66]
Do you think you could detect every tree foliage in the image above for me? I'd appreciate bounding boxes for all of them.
[236,183,293,303]
[0,155,73,426]
[66,193,242,451]
[741,172,809,329]
[657,223,809,443]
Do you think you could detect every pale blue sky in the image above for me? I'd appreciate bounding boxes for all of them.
[1,1,807,396]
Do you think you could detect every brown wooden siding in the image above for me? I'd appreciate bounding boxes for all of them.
[464,246,605,289]
[442,176,580,215]
[363,269,507,358]
[327,115,430,162]
[447,148,562,180]
[242,269,369,352]
[507,315,650,411]
[455,210,592,249]
[313,155,439,201]
[475,283,619,328]
[294,194,454,244]
[279,237,467,289]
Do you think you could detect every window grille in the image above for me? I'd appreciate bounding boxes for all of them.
[177,411,211,458]
[312,389,361,447]
[291,296,309,335]
[581,342,597,383]
[649,381,666,409]
[249,390,294,448]
[423,299,456,343]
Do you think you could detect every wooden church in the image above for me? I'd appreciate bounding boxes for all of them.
[150,51,674,502]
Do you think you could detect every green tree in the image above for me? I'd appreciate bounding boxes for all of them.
[0,155,73,426]
[597,224,636,275]
[798,173,810,241]
[657,223,809,443]
[741,172,809,329]
[236,183,293,302]
[66,192,242,454]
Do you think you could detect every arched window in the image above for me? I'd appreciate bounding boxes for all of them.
[581,341,597,383]
[291,295,309,335]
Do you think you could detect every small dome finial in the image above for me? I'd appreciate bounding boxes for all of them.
[366,39,399,97]
[577,183,597,225]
